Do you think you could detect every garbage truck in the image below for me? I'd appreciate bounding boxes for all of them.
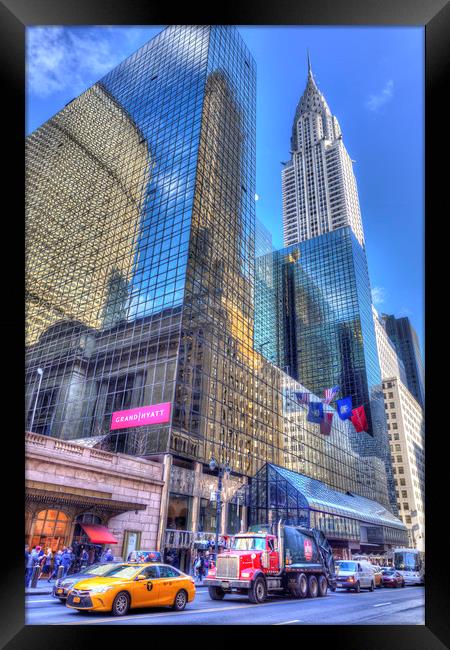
[204,521,336,603]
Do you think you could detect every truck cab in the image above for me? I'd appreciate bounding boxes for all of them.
[204,524,336,604]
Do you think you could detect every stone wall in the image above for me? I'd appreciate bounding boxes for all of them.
[25,432,165,554]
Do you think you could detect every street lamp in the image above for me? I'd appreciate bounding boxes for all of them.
[29,367,44,434]
[209,456,231,563]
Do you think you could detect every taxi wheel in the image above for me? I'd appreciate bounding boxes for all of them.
[173,589,187,611]
[112,591,130,616]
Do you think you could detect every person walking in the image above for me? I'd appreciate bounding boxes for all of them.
[101,548,114,562]
[80,548,89,571]
[60,548,72,578]
[88,547,95,565]
[48,549,62,582]
[25,546,40,588]
[39,548,52,579]
[194,553,205,584]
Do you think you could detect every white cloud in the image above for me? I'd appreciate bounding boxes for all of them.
[365,79,394,112]
[372,286,387,306]
[26,26,155,98]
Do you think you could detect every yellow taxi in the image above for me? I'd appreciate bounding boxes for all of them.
[66,563,196,616]
[372,565,384,588]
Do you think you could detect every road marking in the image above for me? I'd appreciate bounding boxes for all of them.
[373,602,392,607]
[53,596,326,625]
[274,619,300,625]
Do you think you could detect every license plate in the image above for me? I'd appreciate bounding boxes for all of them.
[73,596,80,603]
[221,581,230,589]
[57,589,63,594]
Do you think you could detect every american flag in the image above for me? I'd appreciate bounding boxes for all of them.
[323,385,340,405]
[293,391,310,405]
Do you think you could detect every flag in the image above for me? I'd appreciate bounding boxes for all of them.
[336,396,353,420]
[351,405,368,433]
[320,412,333,436]
[307,402,324,424]
[294,391,310,405]
[323,385,340,404]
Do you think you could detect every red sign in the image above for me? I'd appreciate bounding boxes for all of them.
[111,402,171,430]
[304,539,313,561]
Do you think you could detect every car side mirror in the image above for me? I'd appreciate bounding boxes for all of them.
[136,574,147,581]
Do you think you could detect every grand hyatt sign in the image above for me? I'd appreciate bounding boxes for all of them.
[110,403,171,430]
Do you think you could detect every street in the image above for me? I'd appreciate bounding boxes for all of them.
[26,585,424,625]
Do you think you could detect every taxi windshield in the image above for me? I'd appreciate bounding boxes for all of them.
[232,537,266,551]
[101,565,141,580]
[86,563,117,576]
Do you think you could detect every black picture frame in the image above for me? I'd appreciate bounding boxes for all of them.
[2,0,447,647]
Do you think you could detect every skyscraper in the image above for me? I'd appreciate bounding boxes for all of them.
[282,55,364,248]
[256,56,398,514]
[381,315,425,408]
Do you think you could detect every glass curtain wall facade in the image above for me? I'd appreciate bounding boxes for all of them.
[26,25,397,519]
[254,227,397,513]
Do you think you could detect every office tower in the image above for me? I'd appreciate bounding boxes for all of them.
[282,55,364,248]
[256,57,398,513]
[373,307,425,548]
[381,315,425,408]
[382,378,425,549]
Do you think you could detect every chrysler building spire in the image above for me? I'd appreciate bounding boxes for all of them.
[283,55,365,247]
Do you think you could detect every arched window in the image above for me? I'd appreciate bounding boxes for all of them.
[30,509,69,551]
[72,513,102,546]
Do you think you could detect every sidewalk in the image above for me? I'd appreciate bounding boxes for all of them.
[26,579,55,595]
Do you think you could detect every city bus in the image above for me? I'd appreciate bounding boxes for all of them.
[393,548,424,585]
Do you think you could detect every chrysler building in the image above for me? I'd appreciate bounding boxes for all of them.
[282,55,365,247]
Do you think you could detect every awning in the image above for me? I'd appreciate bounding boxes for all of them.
[80,524,118,544]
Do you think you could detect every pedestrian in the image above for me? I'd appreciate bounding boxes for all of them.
[60,548,72,578]
[195,553,205,584]
[80,548,89,571]
[25,544,30,571]
[101,547,114,562]
[25,546,40,588]
[88,547,95,565]
[48,549,63,582]
[39,547,52,579]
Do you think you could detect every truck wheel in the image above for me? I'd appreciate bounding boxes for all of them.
[307,575,318,598]
[354,581,360,593]
[290,572,308,599]
[369,580,375,592]
[318,575,328,597]
[248,576,267,604]
[208,586,225,600]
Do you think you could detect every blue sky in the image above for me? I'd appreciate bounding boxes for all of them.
[26,25,424,358]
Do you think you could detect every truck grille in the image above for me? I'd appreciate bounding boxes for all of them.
[216,555,239,579]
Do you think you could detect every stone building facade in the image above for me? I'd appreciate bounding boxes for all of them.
[25,432,164,560]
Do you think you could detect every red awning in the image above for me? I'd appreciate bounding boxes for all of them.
[80,524,118,544]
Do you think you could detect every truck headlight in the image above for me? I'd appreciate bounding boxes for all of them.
[241,571,252,578]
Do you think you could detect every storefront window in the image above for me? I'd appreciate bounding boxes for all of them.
[167,493,191,530]
[227,502,241,534]
[30,509,69,551]
[199,498,217,533]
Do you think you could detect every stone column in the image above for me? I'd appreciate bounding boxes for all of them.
[156,454,173,553]
[190,461,203,533]
[240,477,248,532]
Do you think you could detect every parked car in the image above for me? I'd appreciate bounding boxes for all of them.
[66,562,196,615]
[381,569,405,588]
[372,565,384,588]
[335,560,375,593]
[52,563,119,601]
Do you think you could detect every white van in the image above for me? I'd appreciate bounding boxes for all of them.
[335,560,375,592]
